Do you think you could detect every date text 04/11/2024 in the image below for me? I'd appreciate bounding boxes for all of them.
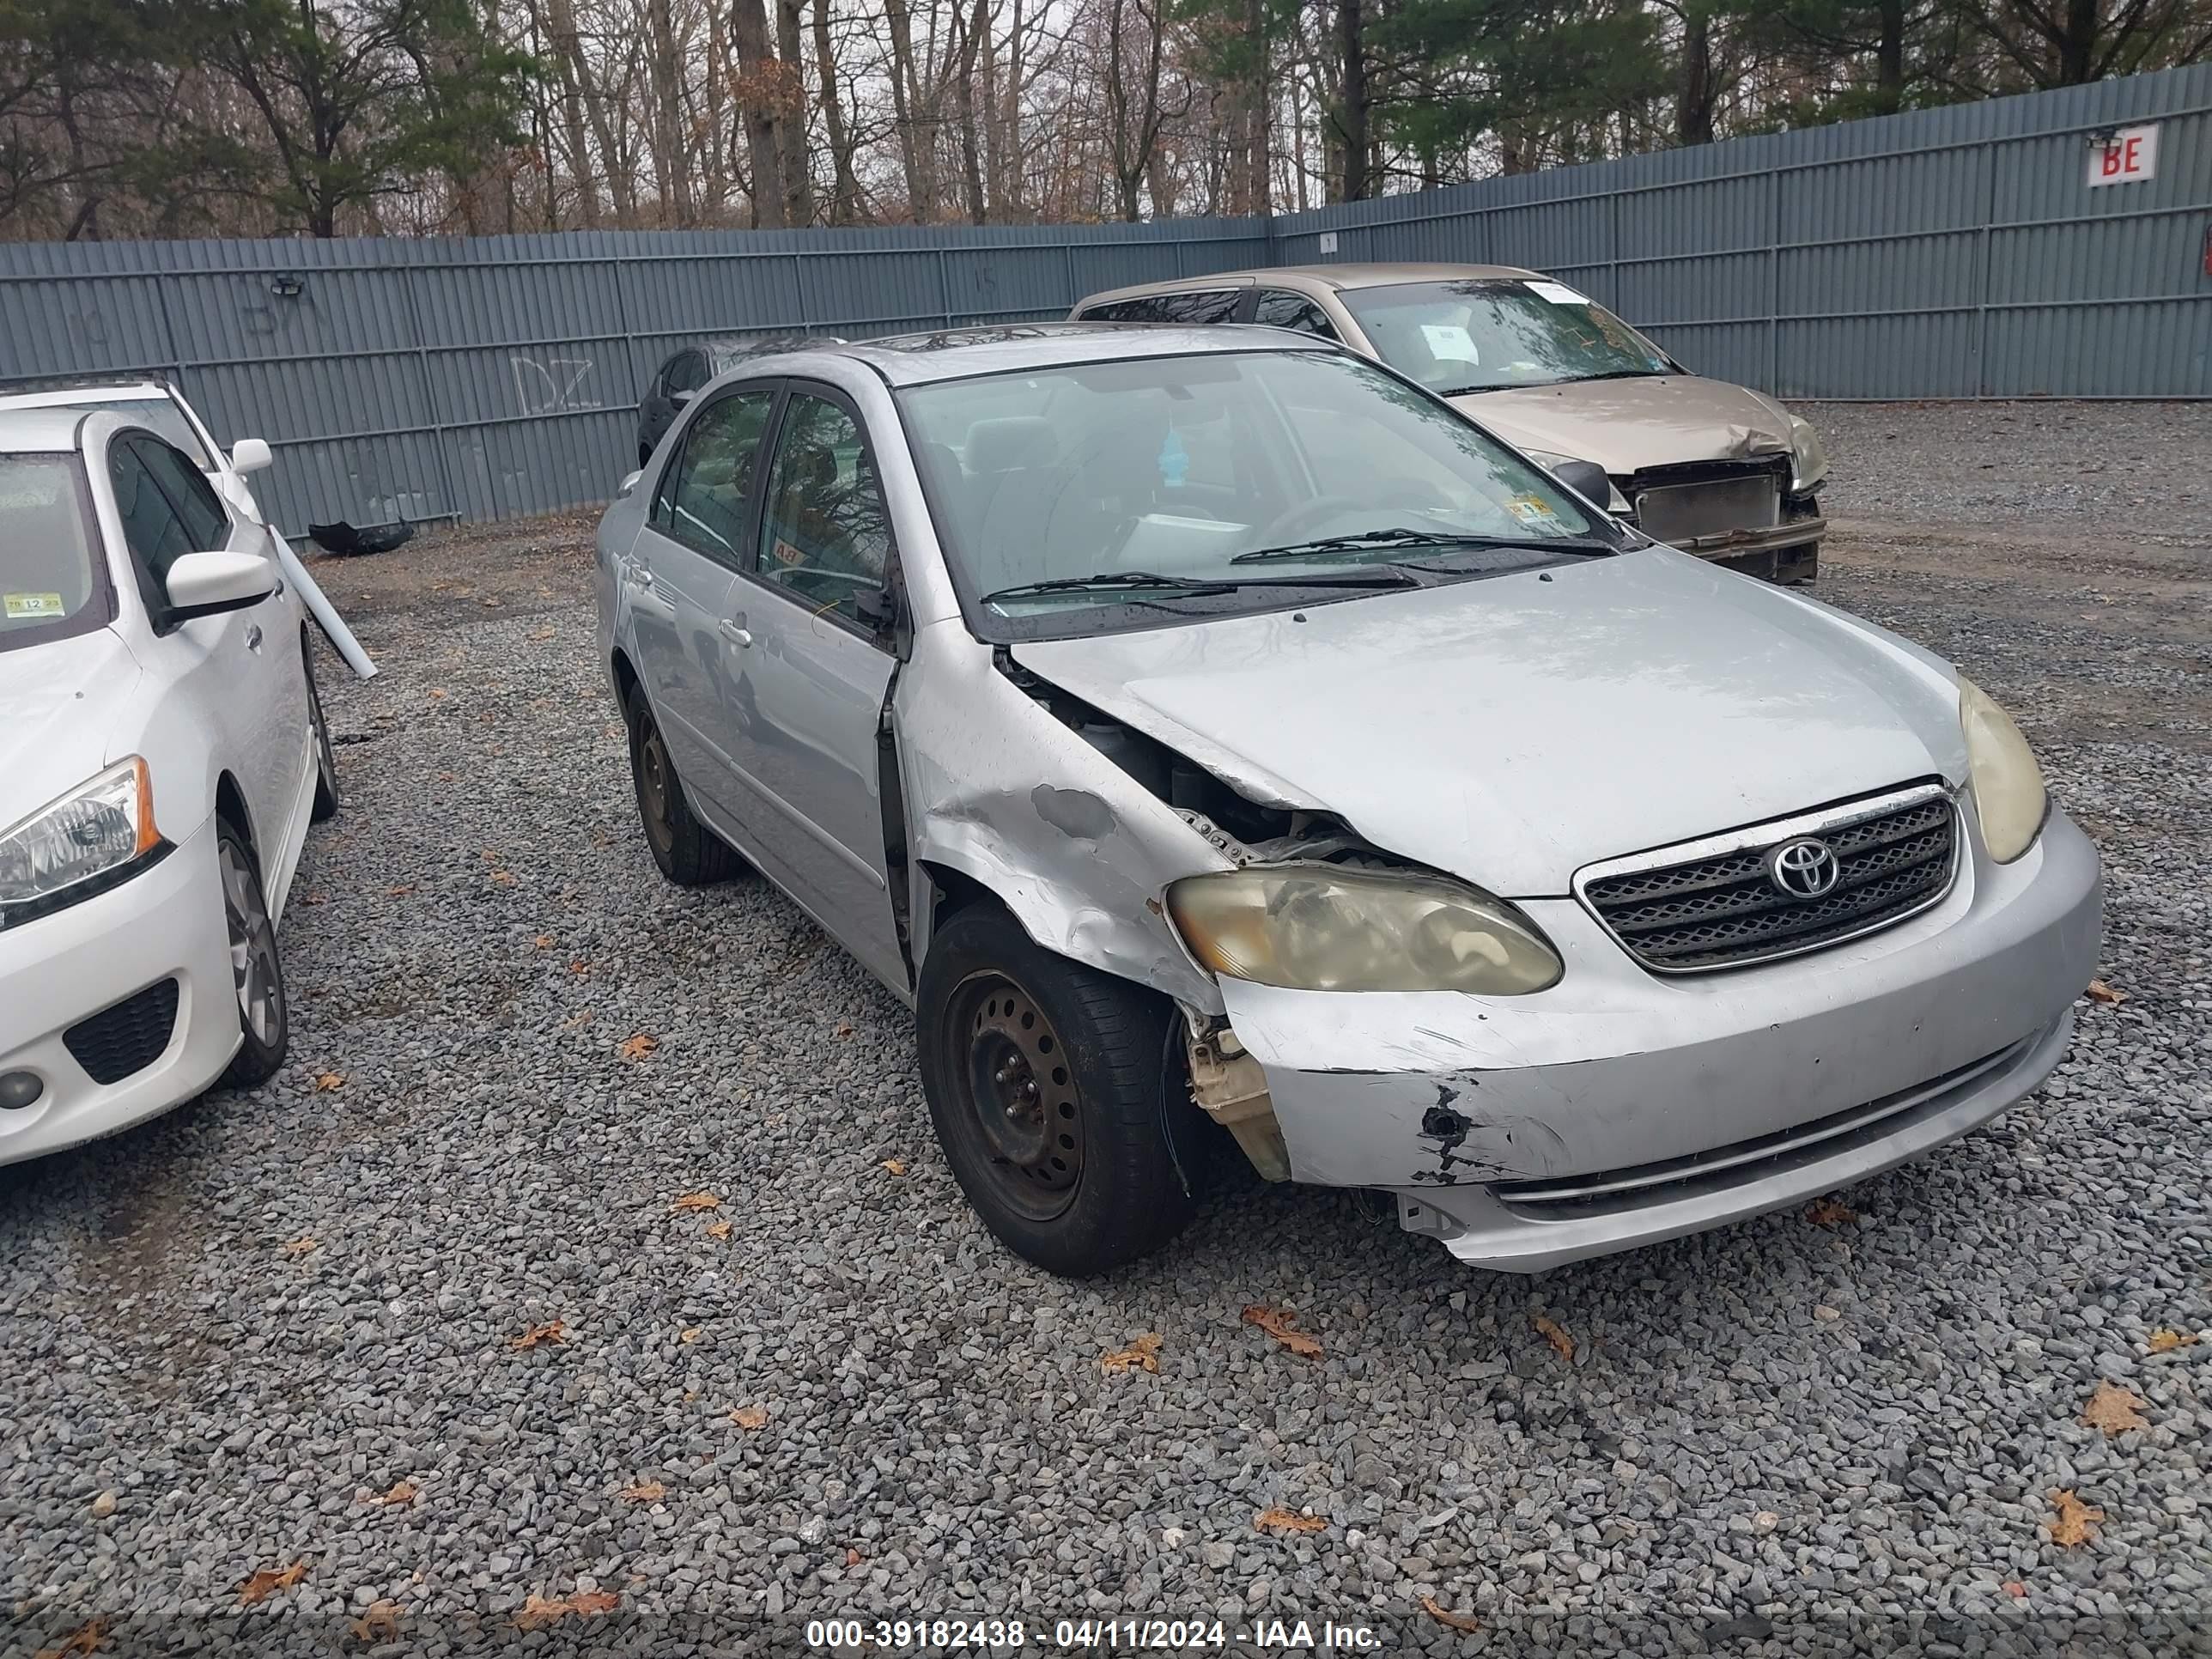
[802,1619,1386,1650]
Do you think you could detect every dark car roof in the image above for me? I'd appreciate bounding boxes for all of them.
[801,321,1336,387]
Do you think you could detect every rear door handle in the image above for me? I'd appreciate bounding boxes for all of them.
[720,620,753,648]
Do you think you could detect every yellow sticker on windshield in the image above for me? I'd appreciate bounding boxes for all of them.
[4,592,64,618]
[1506,495,1562,527]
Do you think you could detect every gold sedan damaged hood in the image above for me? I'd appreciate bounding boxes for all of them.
[1449,374,1796,477]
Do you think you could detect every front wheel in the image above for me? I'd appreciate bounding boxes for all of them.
[303,637,339,821]
[916,904,1198,1276]
[216,819,289,1088]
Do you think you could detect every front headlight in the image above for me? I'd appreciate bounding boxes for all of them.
[1166,866,1562,994]
[1958,678,2047,863]
[1788,415,1827,493]
[0,757,161,918]
[1525,448,1631,514]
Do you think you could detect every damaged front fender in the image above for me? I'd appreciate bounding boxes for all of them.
[895,621,1233,1012]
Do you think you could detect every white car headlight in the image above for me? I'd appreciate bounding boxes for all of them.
[1958,678,2047,863]
[0,757,161,919]
[1524,448,1631,514]
[1788,415,1827,494]
[1167,866,1562,994]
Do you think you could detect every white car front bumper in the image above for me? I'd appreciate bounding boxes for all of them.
[0,814,240,1166]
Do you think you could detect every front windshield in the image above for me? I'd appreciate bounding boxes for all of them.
[899,350,1609,633]
[0,453,109,653]
[1340,279,1673,395]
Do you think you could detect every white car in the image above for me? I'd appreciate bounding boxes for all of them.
[0,404,341,1164]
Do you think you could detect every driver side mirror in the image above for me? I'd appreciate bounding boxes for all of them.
[1549,458,1613,510]
[165,550,276,621]
[671,388,696,408]
[229,437,273,474]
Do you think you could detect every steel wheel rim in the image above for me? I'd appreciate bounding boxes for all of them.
[219,837,282,1047]
[635,712,675,856]
[951,972,1082,1221]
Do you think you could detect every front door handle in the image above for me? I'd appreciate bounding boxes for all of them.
[720,620,753,648]
[245,623,264,653]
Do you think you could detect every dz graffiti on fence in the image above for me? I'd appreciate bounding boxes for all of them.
[511,354,601,416]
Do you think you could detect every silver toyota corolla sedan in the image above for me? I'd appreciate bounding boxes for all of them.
[593,324,2100,1279]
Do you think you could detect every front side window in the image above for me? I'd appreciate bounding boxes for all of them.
[109,444,195,579]
[652,389,775,565]
[1339,278,1673,395]
[129,436,228,551]
[1253,290,1337,339]
[901,349,1619,641]
[0,453,110,653]
[758,392,891,629]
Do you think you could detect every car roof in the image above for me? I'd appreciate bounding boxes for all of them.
[0,379,173,408]
[1078,262,1541,307]
[0,404,99,453]
[761,321,1336,388]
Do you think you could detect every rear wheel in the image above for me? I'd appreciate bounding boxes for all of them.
[917,904,1198,1276]
[623,679,742,885]
[216,819,289,1088]
[303,638,339,821]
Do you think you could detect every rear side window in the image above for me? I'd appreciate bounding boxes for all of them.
[1254,290,1338,339]
[1081,297,1170,323]
[664,350,709,395]
[1156,290,1240,325]
[652,388,776,566]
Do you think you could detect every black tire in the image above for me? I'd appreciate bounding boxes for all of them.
[623,678,742,885]
[215,816,289,1088]
[638,441,653,468]
[303,636,340,822]
[916,903,1199,1276]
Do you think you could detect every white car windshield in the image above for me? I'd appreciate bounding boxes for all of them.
[0,454,108,653]
[899,349,1613,630]
[1339,279,1674,395]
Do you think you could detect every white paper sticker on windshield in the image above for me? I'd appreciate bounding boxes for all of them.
[1419,323,1481,363]
[4,592,64,619]
[1525,280,1589,306]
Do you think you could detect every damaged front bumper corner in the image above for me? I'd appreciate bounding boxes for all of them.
[1206,810,2101,1272]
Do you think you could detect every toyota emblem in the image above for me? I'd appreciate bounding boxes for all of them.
[1766,836,1840,899]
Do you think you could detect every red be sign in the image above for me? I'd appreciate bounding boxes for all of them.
[2087,124,2160,188]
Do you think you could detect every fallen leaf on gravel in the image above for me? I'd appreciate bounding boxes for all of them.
[2148,1328,2199,1352]
[349,1601,402,1643]
[561,1012,593,1028]
[1242,1304,1322,1359]
[438,771,455,782]
[301,891,327,907]
[568,959,592,975]
[1419,1595,1480,1632]
[845,1547,864,1565]
[2047,1489,2104,1547]
[531,628,556,641]
[2002,1581,2028,1599]
[671,1190,720,1212]
[1254,1507,1326,1534]
[731,1404,769,1430]
[2081,1380,2148,1436]
[2084,979,2125,1005]
[679,1327,701,1343]
[882,1158,908,1176]
[1533,1315,1575,1359]
[510,1321,565,1350]
[834,1020,855,1037]
[1101,1333,1163,1375]
[386,884,414,896]
[618,1033,659,1060]
[704,1219,732,1240]
[281,1235,317,1256]
[32,1616,103,1658]
[1804,1198,1858,1226]
[365,1480,417,1506]
[514,1590,618,1629]
[533,934,556,949]
[313,1073,345,1091]
[238,1559,308,1606]
[620,1481,665,1504]
[490,869,517,885]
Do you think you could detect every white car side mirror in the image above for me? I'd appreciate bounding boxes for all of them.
[229,437,274,474]
[165,550,276,620]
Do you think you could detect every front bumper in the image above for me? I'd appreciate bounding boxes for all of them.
[0,815,240,1166]
[1214,807,2102,1272]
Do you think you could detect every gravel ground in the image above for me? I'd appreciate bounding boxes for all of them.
[3,401,2209,1657]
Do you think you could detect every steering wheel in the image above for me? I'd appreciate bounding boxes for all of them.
[778,566,883,607]
[1256,492,1389,543]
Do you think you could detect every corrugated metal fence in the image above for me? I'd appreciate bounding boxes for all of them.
[2,64,2206,533]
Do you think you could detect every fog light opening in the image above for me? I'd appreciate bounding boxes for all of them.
[0,1070,45,1110]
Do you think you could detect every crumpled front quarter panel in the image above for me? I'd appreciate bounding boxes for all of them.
[896,621,1233,1011]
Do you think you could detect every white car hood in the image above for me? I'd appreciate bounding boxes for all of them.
[0,628,143,823]
[1009,550,1966,896]
[1450,374,1794,477]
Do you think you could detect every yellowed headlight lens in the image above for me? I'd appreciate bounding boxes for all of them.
[1959,678,2047,863]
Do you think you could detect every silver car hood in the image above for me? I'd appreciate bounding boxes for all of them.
[1009,550,1966,896]
[1449,374,1794,477]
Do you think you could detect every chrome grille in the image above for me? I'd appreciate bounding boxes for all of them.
[1578,785,1959,973]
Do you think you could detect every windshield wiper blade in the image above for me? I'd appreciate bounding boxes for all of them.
[1231,527,1613,565]
[982,566,1422,603]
